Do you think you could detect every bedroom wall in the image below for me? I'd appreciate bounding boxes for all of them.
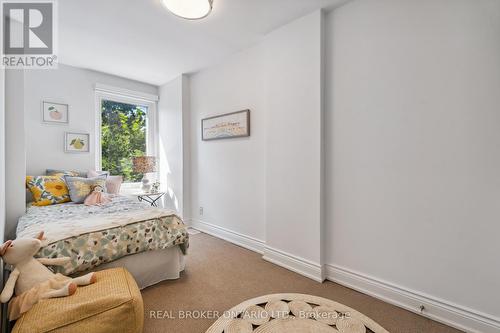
[189,1,499,330]
[5,69,26,240]
[324,0,500,330]
[158,75,189,217]
[189,11,324,279]
[189,38,267,243]
[182,76,191,221]
[0,67,3,325]
[262,11,323,277]
[23,63,158,176]
[0,67,5,243]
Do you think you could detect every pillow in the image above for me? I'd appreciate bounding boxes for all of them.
[64,175,107,203]
[26,176,71,206]
[105,176,123,194]
[46,169,87,178]
[88,170,122,194]
[87,170,109,178]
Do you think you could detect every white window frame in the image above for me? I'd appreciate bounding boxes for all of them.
[95,84,159,185]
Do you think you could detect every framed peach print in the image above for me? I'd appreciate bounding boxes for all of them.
[42,101,69,124]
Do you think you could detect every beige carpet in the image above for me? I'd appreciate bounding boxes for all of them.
[142,233,463,333]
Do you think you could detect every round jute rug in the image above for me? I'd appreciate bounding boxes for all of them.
[206,293,390,333]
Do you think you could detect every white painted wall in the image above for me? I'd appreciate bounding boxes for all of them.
[158,75,189,217]
[189,42,267,241]
[189,2,499,329]
[0,68,5,243]
[0,66,3,330]
[23,64,158,176]
[325,0,500,322]
[182,77,191,220]
[263,11,323,269]
[189,11,324,278]
[5,70,26,239]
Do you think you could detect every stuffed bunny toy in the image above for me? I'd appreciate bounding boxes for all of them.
[0,231,96,320]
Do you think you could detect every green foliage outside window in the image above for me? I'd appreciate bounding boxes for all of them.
[101,100,147,182]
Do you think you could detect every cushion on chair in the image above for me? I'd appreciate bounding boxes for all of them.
[12,267,143,333]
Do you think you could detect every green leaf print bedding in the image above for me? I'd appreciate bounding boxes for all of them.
[16,195,189,275]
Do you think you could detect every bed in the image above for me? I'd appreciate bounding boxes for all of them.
[16,195,189,289]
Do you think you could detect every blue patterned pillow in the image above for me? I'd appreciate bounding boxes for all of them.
[46,169,87,178]
[64,175,107,203]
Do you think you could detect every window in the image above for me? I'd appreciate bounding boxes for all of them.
[95,86,157,183]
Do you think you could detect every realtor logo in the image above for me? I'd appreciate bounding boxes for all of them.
[1,1,57,68]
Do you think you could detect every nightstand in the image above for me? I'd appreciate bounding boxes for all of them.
[137,192,165,207]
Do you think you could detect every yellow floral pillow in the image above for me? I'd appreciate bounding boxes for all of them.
[26,176,71,206]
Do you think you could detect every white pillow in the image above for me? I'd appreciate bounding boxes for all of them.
[87,170,109,177]
[105,175,123,194]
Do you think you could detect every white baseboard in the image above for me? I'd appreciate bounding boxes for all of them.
[326,264,500,333]
[189,218,265,254]
[185,220,498,332]
[263,246,325,283]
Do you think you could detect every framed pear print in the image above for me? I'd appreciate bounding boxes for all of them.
[65,132,89,153]
[42,101,69,124]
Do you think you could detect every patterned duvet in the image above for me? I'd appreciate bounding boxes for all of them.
[16,196,189,275]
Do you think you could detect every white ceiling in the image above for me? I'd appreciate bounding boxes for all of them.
[58,0,348,86]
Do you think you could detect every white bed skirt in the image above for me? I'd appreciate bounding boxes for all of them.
[91,246,186,289]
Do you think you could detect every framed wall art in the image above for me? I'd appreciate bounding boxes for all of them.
[65,132,90,153]
[202,109,250,141]
[42,101,69,124]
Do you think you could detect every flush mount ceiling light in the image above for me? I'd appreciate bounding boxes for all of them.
[162,0,213,20]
